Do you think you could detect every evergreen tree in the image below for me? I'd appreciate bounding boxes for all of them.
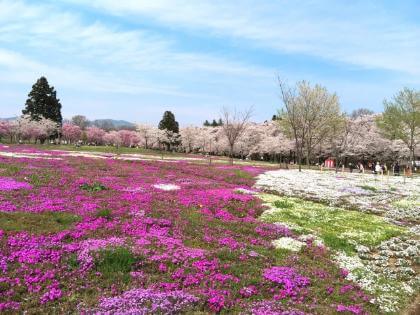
[203,120,210,126]
[211,119,218,127]
[22,77,62,125]
[158,111,180,150]
[272,114,278,121]
[158,111,179,133]
[217,118,223,126]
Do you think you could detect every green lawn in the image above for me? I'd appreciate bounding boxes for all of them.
[0,211,81,234]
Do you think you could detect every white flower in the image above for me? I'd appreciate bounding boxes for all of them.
[255,169,420,225]
[272,237,305,252]
[298,234,324,246]
[152,184,180,191]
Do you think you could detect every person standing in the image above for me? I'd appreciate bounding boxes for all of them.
[375,162,382,175]
[394,162,400,176]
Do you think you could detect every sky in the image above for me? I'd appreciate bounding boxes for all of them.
[0,0,419,125]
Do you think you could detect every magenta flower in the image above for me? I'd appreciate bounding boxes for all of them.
[0,178,32,191]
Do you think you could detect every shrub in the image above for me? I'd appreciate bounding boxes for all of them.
[80,182,108,192]
[95,208,112,220]
[273,199,294,209]
[95,247,135,274]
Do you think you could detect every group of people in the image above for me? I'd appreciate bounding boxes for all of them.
[347,161,402,175]
[368,161,389,175]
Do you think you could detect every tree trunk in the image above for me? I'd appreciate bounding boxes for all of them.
[410,147,415,171]
[297,150,302,172]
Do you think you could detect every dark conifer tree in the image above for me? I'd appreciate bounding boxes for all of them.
[158,111,180,150]
[158,111,179,133]
[22,77,63,125]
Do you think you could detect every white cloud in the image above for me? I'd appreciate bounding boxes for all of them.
[0,0,272,81]
[0,0,417,124]
[69,0,420,76]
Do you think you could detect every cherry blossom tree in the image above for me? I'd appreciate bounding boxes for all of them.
[118,130,140,147]
[221,107,252,164]
[0,120,16,143]
[344,114,396,162]
[86,126,106,145]
[103,131,122,147]
[249,121,294,163]
[15,115,58,143]
[137,124,160,149]
[180,126,199,153]
[61,123,82,144]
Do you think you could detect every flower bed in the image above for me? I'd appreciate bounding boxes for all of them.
[0,146,384,313]
[256,169,420,228]
[259,193,419,313]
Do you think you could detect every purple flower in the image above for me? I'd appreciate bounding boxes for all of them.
[0,178,32,191]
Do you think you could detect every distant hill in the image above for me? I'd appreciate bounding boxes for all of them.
[0,116,18,121]
[92,119,135,127]
[91,119,136,130]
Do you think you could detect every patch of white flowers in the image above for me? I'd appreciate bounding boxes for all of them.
[0,151,62,160]
[256,169,420,229]
[333,251,417,313]
[152,184,180,191]
[272,237,305,252]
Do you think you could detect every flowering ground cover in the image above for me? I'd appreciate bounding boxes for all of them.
[257,173,420,314]
[256,169,420,232]
[0,145,383,314]
[0,144,273,167]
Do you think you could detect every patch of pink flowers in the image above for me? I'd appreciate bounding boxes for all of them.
[263,266,311,299]
[0,177,32,191]
[0,145,377,314]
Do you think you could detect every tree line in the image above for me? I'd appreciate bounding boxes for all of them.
[1,76,419,168]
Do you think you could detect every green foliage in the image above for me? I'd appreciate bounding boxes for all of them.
[95,247,136,274]
[0,163,20,176]
[203,118,223,127]
[322,233,355,254]
[95,208,112,220]
[0,211,80,234]
[233,169,253,179]
[358,185,377,192]
[158,111,179,133]
[66,253,80,270]
[80,182,108,192]
[277,80,342,167]
[22,76,63,125]
[158,111,181,149]
[273,199,294,209]
[27,172,54,187]
[376,87,420,160]
[260,194,405,253]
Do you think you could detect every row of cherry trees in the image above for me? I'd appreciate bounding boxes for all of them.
[0,115,58,144]
[0,114,411,163]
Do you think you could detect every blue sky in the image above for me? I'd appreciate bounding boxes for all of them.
[0,0,419,125]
